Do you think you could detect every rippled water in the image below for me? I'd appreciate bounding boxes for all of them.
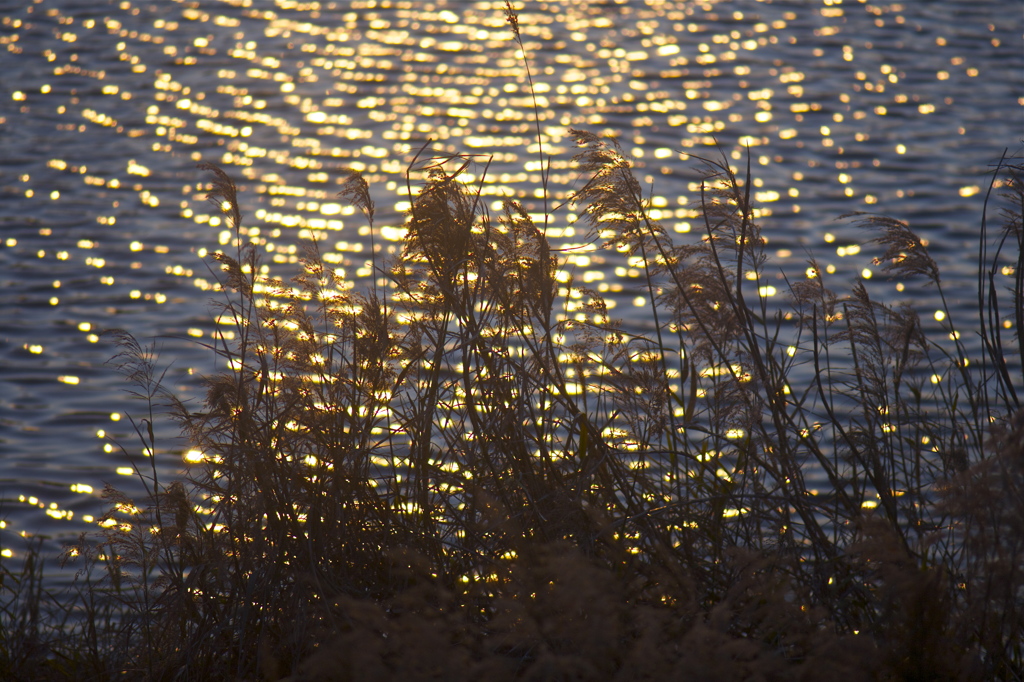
[1,0,1020,579]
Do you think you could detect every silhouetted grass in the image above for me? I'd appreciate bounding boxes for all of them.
[1,7,1022,679]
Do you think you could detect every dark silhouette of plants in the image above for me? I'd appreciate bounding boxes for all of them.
[30,133,1012,681]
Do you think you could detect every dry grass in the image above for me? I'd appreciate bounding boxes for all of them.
[1,9,1022,679]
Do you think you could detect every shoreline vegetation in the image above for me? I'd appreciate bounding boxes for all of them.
[3,7,1022,680]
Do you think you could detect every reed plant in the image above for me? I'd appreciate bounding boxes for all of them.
[18,135,1009,682]
[2,7,1022,679]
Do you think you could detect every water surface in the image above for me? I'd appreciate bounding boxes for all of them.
[1,0,1020,580]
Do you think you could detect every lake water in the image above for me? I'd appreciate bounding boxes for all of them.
[1,0,1021,582]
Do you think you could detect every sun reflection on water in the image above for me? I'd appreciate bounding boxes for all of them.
[0,0,1018,562]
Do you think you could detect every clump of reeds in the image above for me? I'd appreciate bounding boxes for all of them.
[24,135,1009,682]
[2,6,1022,678]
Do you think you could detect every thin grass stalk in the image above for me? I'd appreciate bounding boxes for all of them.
[504,1,550,230]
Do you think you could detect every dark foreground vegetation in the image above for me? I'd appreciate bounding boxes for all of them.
[3,11,1023,681]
